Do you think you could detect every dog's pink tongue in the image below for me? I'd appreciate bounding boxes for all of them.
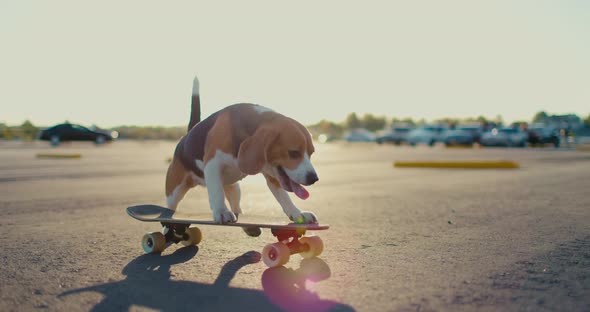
[290,181,309,200]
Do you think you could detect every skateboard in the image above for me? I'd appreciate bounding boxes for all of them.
[126,204,329,268]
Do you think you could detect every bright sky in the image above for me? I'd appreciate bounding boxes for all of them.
[1,1,589,127]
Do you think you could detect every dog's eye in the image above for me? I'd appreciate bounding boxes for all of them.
[288,150,301,159]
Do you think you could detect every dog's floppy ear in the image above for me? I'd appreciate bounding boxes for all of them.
[238,127,278,175]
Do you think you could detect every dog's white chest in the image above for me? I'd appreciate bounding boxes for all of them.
[204,150,246,185]
[222,165,247,184]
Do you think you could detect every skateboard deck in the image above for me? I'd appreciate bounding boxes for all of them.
[127,204,329,268]
[126,204,329,231]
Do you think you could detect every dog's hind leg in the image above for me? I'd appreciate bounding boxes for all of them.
[165,159,194,211]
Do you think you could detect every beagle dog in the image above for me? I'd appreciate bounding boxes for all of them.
[165,76,319,224]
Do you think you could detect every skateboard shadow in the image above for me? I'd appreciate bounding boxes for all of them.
[59,247,354,312]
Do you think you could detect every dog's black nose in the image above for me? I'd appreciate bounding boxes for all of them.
[306,172,319,185]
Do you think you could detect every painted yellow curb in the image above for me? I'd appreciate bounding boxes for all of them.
[576,146,590,152]
[36,153,82,159]
[393,160,519,169]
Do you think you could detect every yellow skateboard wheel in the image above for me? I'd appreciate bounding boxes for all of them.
[142,232,166,254]
[181,227,202,246]
[299,236,324,259]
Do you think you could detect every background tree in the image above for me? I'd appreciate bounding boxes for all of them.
[585,114,590,127]
[476,116,489,124]
[113,125,185,140]
[401,118,416,126]
[435,117,460,128]
[494,114,504,126]
[345,113,362,129]
[20,120,38,140]
[306,119,345,139]
[463,116,489,124]
[532,111,548,123]
[0,123,13,139]
[512,121,529,129]
[361,114,387,132]
[391,117,416,126]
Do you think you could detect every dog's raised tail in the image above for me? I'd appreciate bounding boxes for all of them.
[188,76,201,131]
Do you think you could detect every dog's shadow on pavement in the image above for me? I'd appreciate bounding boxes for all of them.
[59,247,354,312]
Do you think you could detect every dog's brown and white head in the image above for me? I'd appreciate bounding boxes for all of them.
[238,116,318,200]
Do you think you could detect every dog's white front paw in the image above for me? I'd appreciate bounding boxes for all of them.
[213,208,237,224]
[231,205,243,216]
[289,211,318,224]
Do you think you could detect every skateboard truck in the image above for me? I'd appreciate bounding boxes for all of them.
[271,226,309,252]
[284,238,310,255]
[161,222,190,244]
[141,222,203,254]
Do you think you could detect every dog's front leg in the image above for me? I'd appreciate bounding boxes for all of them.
[204,160,237,224]
[265,175,317,224]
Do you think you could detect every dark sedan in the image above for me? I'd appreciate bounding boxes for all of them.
[527,125,560,147]
[376,126,414,145]
[39,123,117,146]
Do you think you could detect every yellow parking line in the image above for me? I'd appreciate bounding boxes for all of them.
[36,153,82,159]
[393,160,519,169]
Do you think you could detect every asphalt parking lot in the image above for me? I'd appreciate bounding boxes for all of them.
[1,141,589,311]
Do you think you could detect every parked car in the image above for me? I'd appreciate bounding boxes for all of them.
[442,125,483,146]
[39,123,117,146]
[527,124,560,147]
[480,127,528,147]
[344,128,376,142]
[442,129,475,146]
[407,125,448,146]
[376,125,414,145]
[457,125,483,143]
